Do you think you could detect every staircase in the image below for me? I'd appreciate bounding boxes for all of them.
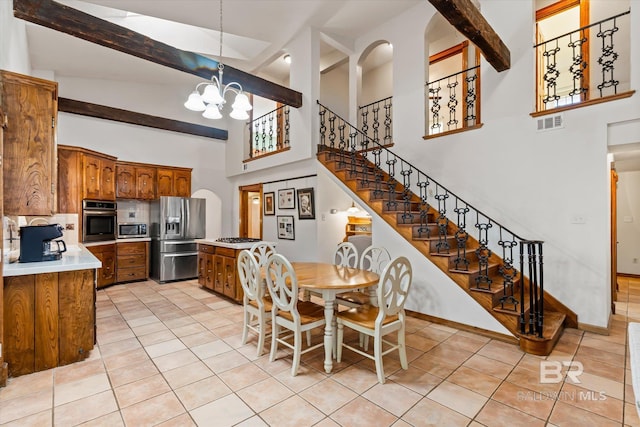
[317,102,577,356]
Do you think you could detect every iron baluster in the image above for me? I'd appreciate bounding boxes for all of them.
[253,121,260,157]
[417,178,430,238]
[429,86,442,133]
[284,106,290,149]
[319,106,327,150]
[267,113,274,152]
[384,99,392,145]
[400,165,413,224]
[537,242,544,337]
[519,243,526,334]
[275,109,282,150]
[349,131,359,179]
[453,201,470,270]
[372,147,383,199]
[542,40,561,107]
[372,104,380,145]
[361,107,369,140]
[434,190,449,253]
[597,19,620,95]
[567,31,588,100]
[446,79,459,130]
[474,215,493,290]
[498,229,519,312]
[527,242,537,335]
[337,122,347,167]
[464,71,478,126]
[386,154,397,211]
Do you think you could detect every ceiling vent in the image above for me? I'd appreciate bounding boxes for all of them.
[536,113,564,132]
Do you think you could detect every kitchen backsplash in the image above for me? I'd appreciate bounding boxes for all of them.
[117,200,150,224]
[3,213,79,262]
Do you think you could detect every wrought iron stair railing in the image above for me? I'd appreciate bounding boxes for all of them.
[250,104,290,159]
[358,96,392,146]
[535,9,631,112]
[318,101,547,338]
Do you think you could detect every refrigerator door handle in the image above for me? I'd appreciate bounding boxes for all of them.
[181,198,188,240]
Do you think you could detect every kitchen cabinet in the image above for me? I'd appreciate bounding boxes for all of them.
[83,153,116,201]
[116,241,149,283]
[58,145,118,211]
[3,269,95,377]
[197,244,242,303]
[87,244,116,288]
[157,167,192,197]
[1,70,58,215]
[116,161,156,200]
[344,215,372,241]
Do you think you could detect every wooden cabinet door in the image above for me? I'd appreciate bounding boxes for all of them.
[222,256,237,299]
[1,70,57,215]
[58,269,95,365]
[116,164,136,199]
[4,276,36,377]
[157,168,173,197]
[100,159,116,200]
[174,169,191,197]
[136,166,156,200]
[205,254,215,290]
[197,251,206,286]
[214,255,225,294]
[88,244,115,288]
[83,154,101,200]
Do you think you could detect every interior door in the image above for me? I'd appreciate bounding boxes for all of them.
[239,184,263,238]
[611,167,618,313]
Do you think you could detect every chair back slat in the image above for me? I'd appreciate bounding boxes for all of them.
[238,250,263,302]
[249,242,276,268]
[377,256,412,317]
[334,241,358,267]
[360,246,391,274]
[265,253,299,314]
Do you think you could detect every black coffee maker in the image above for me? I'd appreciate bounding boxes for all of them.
[19,224,67,262]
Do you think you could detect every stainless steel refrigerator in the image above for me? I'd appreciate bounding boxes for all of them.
[150,196,205,283]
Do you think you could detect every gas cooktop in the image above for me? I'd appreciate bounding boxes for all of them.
[215,237,262,244]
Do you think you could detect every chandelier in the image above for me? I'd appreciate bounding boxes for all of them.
[183,0,252,120]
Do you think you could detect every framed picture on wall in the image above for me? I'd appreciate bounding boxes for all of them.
[277,215,295,240]
[278,188,295,209]
[297,188,315,220]
[264,192,275,215]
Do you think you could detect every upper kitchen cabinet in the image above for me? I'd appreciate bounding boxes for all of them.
[83,153,116,201]
[157,167,192,198]
[58,145,118,214]
[1,70,58,215]
[116,161,156,200]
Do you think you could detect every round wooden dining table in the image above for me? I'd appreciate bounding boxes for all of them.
[291,262,379,373]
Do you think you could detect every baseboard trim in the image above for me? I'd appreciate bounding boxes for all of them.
[406,310,519,346]
[617,273,640,279]
[578,321,610,335]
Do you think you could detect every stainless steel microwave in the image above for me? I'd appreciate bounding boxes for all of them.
[118,223,148,239]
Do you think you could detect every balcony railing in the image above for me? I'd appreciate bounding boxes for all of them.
[318,101,546,338]
[535,9,631,112]
[426,66,480,137]
[358,96,392,146]
[249,105,290,159]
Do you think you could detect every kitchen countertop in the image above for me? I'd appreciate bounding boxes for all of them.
[196,239,277,250]
[3,244,101,277]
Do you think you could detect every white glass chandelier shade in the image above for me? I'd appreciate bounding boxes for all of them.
[184,91,207,111]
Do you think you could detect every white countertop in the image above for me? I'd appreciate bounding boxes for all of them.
[196,239,277,250]
[3,244,101,277]
[83,237,151,247]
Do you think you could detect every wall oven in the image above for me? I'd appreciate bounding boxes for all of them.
[82,200,117,242]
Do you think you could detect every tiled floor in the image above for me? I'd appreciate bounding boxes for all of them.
[1,277,639,426]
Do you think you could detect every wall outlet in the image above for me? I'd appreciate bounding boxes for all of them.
[65,223,74,230]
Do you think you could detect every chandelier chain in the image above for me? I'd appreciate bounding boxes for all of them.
[218,0,223,60]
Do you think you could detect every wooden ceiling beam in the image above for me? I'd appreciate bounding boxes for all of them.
[428,0,511,72]
[58,98,228,140]
[13,0,303,108]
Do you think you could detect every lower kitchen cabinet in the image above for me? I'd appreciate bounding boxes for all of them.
[87,244,116,289]
[3,269,95,377]
[197,244,242,303]
[116,241,149,283]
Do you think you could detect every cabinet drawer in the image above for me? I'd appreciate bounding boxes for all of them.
[215,247,236,257]
[116,267,146,283]
[117,254,146,268]
[199,244,214,254]
[117,242,147,255]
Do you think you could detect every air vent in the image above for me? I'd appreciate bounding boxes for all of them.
[536,113,564,132]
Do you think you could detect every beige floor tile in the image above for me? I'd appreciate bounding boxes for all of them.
[163,316,197,329]
[624,402,640,427]
[98,337,142,357]
[120,391,186,426]
[102,348,150,372]
[362,381,422,417]
[447,365,502,397]
[0,369,53,402]
[234,415,270,426]
[414,325,455,342]
[153,348,199,372]
[402,397,470,426]
[491,380,554,420]
[330,396,397,427]
[475,400,546,427]
[161,360,214,389]
[53,390,118,426]
[506,364,563,394]
[126,314,161,328]
[574,372,624,400]
[405,333,440,352]
[107,358,159,388]
[77,411,124,426]
[190,339,234,359]
[236,377,295,413]
[53,359,106,386]
[559,382,623,422]
[190,393,254,427]
[137,329,177,346]
[96,327,136,345]
[174,375,232,410]
[0,409,51,427]
[144,338,187,358]
[179,330,218,348]
[330,364,379,394]
[274,364,327,393]
[202,349,251,374]
[171,322,208,337]
[388,365,443,395]
[427,381,487,418]
[260,395,327,427]
[54,372,111,406]
[443,333,487,353]
[218,363,270,391]
[154,413,197,427]
[463,353,516,380]
[409,353,459,379]
[298,378,358,415]
[477,340,524,365]
[549,400,621,426]
[113,373,171,408]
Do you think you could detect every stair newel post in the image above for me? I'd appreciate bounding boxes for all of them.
[417,176,430,238]
[434,188,450,253]
[453,200,470,271]
[537,241,544,338]
[400,162,413,224]
[527,241,537,335]
[519,241,526,334]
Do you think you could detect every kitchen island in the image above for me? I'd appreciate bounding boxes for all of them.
[3,245,101,378]
[196,238,274,303]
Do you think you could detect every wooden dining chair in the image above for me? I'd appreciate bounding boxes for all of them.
[237,250,272,356]
[265,253,326,376]
[336,256,413,384]
[334,241,359,267]
[336,245,391,309]
[248,241,276,268]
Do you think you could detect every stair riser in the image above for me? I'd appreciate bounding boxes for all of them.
[411,223,455,238]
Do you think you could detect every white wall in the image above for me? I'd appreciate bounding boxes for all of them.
[617,171,640,274]
[320,62,349,119]
[0,1,30,74]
